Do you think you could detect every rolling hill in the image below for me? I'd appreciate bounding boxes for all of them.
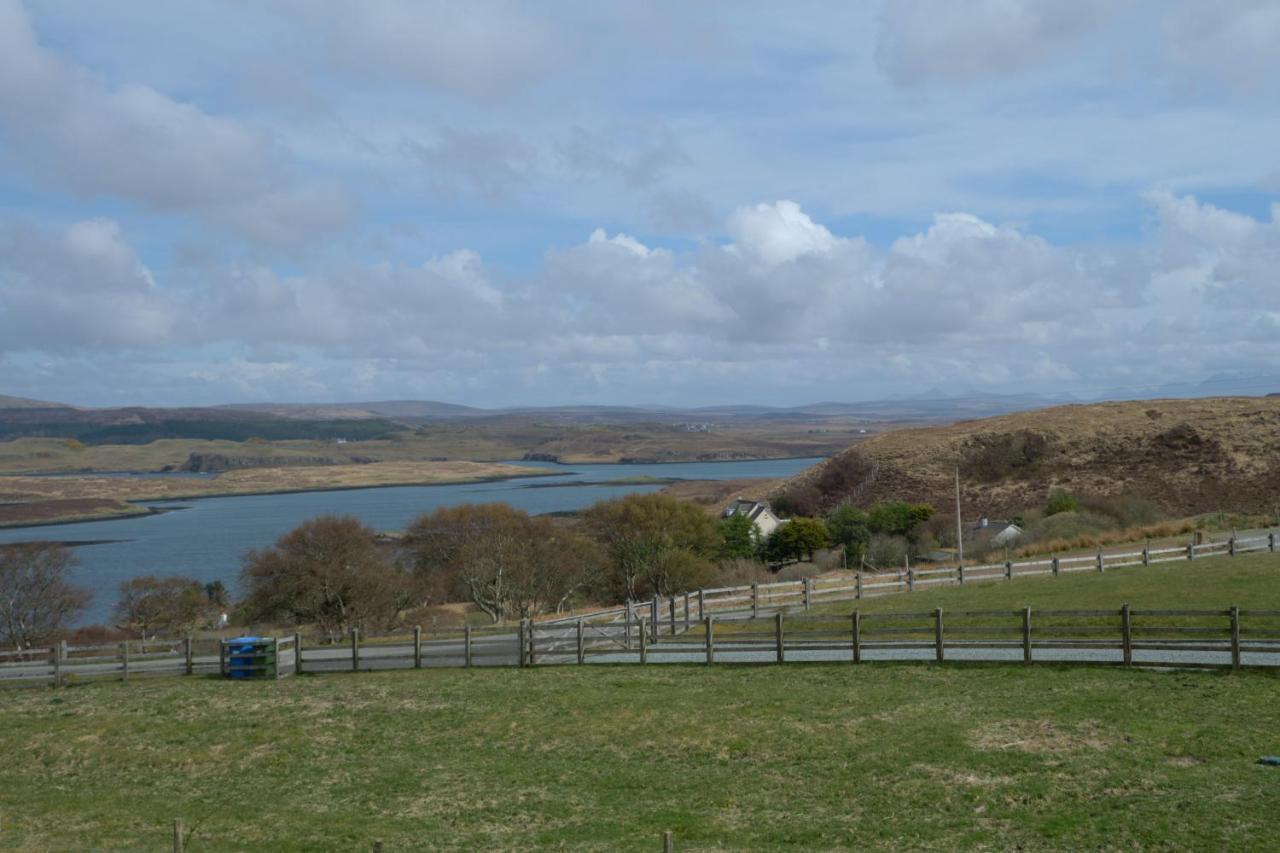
[0,394,73,410]
[774,397,1280,518]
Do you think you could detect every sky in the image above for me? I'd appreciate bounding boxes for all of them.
[0,0,1278,408]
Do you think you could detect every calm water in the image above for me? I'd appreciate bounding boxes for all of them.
[0,458,818,624]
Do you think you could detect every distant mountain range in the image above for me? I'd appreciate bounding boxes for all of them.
[213,392,1071,424]
[4,377,1279,436]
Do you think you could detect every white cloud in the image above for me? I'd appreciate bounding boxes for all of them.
[727,200,843,266]
[875,0,1120,86]
[0,218,176,351]
[14,195,1278,403]
[1163,0,1280,94]
[0,0,350,247]
[290,0,562,99]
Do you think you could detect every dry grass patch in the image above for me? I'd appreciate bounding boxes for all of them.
[971,719,1118,754]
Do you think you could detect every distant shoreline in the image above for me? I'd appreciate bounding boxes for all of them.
[0,469,561,531]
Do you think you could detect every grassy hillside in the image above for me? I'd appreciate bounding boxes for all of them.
[829,551,1280,615]
[1,663,1277,850]
[775,396,1280,519]
[0,394,72,410]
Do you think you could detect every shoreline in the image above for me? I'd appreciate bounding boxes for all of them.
[0,469,561,531]
[0,504,183,531]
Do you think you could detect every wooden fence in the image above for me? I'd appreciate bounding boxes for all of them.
[2,531,1277,686]
[610,530,1280,635]
[525,604,1280,671]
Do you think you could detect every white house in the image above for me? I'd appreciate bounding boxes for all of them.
[723,499,787,538]
[966,517,1024,550]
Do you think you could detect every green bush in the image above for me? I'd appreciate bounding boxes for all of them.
[1044,489,1080,516]
[826,504,870,561]
[1079,493,1163,527]
[864,534,908,570]
[1025,510,1116,544]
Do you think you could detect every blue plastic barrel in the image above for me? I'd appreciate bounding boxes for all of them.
[226,636,272,679]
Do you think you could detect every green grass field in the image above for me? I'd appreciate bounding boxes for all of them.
[2,664,1279,849]
[840,551,1280,614]
[4,554,1280,850]
[695,552,1280,643]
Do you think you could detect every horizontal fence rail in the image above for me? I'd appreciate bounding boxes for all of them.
[3,531,1278,687]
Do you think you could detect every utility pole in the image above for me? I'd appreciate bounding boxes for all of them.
[955,466,964,564]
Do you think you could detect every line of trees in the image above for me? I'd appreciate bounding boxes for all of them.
[1,493,942,649]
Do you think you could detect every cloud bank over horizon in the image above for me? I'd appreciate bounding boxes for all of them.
[0,0,1277,407]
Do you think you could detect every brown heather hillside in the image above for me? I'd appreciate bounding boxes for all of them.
[773,397,1280,518]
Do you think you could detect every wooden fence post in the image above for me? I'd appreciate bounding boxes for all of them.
[639,618,648,665]
[775,611,785,664]
[1229,535,1236,557]
[413,625,422,669]
[1051,554,1060,577]
[1022,606,1032,665]
[1188,537,1195,560]
[464,625,473,669]
[624,600,633,650]
[751,582,760,618]
[1097,550,1105,573]
[121,641,129,682]
[907,568,915,592]
[934,607,944,663]
[50,642,61,688]
[1121,604,1132,667]
[350,628,359,672]
[704,616,714,665]
[855,571,862,600]
[683,592,691,625]
[294,632,303,676]
[804,577,813,611]
[273,637,282,680]
[958,563,965,585]
[577,618,586,665]
[851,611,861,663]
[527,620,536,667]
[1270,532,1276,553]
[663,829,674,853]
[1142,540,1150,567]
[669,596,677,636]
[697,589,706,619]
[173,818,183,853]
[1004,560,1012,581]
[1230,605,1241,672]
[651,594,659,634]
[184,635,193,676]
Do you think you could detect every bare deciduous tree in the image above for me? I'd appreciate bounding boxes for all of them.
[240,515,407,639]
[0,543,90,650]
[405,504,602,622]
[115,575,210,640]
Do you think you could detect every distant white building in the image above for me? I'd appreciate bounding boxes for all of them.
[967,517,1024,549]
[723,499,787,538]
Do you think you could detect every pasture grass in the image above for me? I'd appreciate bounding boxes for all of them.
[2,659,1279,850]
[692,552,1280,640]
